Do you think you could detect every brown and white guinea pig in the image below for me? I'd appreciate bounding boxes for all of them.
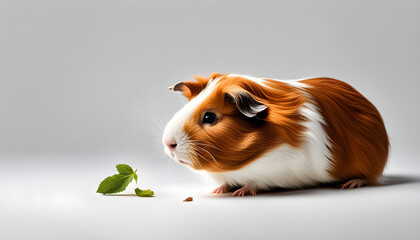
[162,72,389,196]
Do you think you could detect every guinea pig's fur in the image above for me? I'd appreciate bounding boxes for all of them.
[162,72,389,196]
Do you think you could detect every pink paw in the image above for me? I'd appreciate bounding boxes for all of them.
[211,184,230,194]
[232,184,257,197]
[339,178,366,190]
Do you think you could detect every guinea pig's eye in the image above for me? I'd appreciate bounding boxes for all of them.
[202,112,217,125]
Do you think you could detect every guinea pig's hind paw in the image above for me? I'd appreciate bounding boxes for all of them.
[338,178,367,190]
[211,184,230,194]
[232,184,257,197]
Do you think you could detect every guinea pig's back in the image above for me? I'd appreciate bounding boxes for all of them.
[301,78,389,182]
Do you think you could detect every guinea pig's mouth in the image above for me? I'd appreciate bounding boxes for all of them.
[162,138,194,167]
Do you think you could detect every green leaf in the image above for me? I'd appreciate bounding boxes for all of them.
[97,174,135,194]
[116,164,134,175]
[97,164,137,194]
[134,173,138,184]
[135,188,154,197]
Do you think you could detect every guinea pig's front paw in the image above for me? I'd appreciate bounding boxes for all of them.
[232,184,257,197]
[338,178,367,190]
[211,184,230,194]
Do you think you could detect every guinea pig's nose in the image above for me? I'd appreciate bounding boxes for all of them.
[164,140,177,151]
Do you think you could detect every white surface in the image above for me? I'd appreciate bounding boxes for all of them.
[1,157,419,240]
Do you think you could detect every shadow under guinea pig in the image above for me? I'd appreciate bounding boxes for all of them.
[376,174,420,186]
[205,174,420,198]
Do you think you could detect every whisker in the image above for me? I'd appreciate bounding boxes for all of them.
[192,149,206,161]
[129,106,165,131]
[190,150,204,169]
[186,139,222,152]
[192,144,220,167]
[161,109,169,124]
[155,110,167,131]
[184,143,203,169]
[156,105,169,125]
[188,141,222,151]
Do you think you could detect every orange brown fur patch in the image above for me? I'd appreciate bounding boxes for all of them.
[301,78,389,182]
[181,73,307,172]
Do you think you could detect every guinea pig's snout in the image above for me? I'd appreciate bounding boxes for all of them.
[164,139,177,151]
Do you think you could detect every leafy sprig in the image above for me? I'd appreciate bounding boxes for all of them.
[96,164,154,197]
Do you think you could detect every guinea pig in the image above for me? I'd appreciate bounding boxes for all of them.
[162,72,389,196]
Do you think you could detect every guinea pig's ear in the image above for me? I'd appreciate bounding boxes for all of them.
[168,73,217,100]
[168,82,188,92]
[226,91,268,119]
[168,81,202,100]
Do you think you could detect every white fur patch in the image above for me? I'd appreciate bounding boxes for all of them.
[205,100,335,190]
[162,80,219,165]
[228,73,272,88]
[228,73,319,89]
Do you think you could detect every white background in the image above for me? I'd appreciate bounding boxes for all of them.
[1,0,419,239]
